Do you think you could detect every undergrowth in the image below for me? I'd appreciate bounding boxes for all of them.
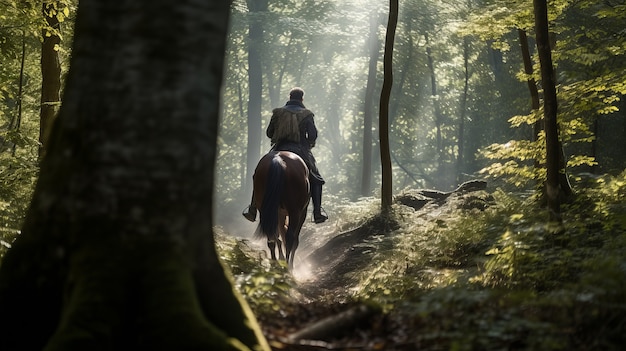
[216,173,626,349]
[353,174,626,349]
[0,150,38,261]
[215,228,297,316]
[212,173,626,350]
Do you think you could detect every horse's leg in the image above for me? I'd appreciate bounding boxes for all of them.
[277,215,287,261]
[288,212,307,270]
[284,229,293,270]
[267,240,277,260]
[275,238,282,260]
[274,235,283,261]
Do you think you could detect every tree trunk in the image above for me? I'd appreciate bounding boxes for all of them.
[325,79,345,167]
[379,0,397,215]
[518,29,541,135]
[39,2,62,160]
[5,30,27,154]
[0,1,270,350]
[533,0,561,222]
[389,12,413,125]
[245,0,268,197]
[361,11,379,197]
[267,33,294,108]
[426,32,448,188]
[295,39,311,85]
[457,36,469,183]
[519,28,543,172]
[425,33,442,162]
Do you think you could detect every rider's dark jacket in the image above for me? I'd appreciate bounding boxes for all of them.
[266,100,324,184]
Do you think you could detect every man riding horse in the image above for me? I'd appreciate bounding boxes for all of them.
[243,87,328,224]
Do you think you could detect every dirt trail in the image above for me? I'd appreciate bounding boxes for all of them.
[294,217,391,298]
[287,181,490,295]
[257,182,493,349]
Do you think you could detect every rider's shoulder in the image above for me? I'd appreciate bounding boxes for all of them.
[293,107,314,118]
[274,106,314,118]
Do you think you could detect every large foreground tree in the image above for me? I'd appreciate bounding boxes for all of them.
[0,1,269,350]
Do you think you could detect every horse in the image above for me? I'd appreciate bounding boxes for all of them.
[252,150,310,270]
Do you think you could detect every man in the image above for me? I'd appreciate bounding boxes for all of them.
[243,87,328,224]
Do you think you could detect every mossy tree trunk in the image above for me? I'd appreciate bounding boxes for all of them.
[0,1,270,350]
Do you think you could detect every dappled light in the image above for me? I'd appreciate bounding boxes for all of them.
[1,0,626,350]
[218,174,626,349]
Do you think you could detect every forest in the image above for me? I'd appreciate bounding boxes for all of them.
[0,0,625,350]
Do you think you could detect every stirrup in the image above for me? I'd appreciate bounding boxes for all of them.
[242,206,257,222]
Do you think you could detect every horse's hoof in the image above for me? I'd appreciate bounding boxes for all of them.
[242,208,257,222]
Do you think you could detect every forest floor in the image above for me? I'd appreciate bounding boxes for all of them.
[243,182,493,350]
[220,177,626,351]
[255,217,399,350]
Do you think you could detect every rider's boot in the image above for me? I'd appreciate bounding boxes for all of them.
[242,204,257,222]
[311,182,328,224]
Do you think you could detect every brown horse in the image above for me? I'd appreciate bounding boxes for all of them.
[252,151,310,270]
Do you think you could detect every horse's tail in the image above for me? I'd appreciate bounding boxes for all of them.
[255,154,285,242]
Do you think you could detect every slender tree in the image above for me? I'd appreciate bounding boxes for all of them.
[7,31,27,154]
[457,36,469,183]
[425,33,442,162]
[245,0,268,197]
[533,0,561,222]
[518,29,541,138]
[380,0,398,214]
[361,11,379,197]
[0,1,270,350]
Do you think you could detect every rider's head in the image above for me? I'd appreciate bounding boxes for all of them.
[289,87,304,101]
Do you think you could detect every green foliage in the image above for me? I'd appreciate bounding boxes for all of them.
[215,229,296,316]
[470,0,626,187]
[153,176,626,349]
[480,139,544,187]
[0,150,38,260]
[335,176,626,349]
[399,288,570,350]
[353,190,501,305]
[473,173,625,293]
[234,261,294,315]
[0,0,75,261]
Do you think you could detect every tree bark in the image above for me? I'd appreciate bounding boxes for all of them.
[425,33,442,162]
[519,28,543,172]
[361,11,379,197]
[379,0,397,215]
[39,2,62,160]
[457,36,469,183]
[325,79,345,167]
[533,0,561,222]
[6,30,27,154]
[426,32,448,188]
[0,1,269,350]
[245,0,268,198]
[288,304,380,342]
[518,29,541,134]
